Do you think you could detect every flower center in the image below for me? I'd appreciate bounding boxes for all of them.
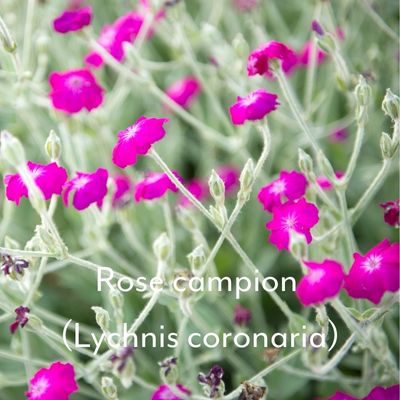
[30,377,49,399]
[362,254,383,272]
[271,179,286,194]
[282,213,297,230]
[66,76,85,92]
[308,268,325,284]
[31,167,44,179]
[122,125,139,141]
[242,93,257,106]
[74,176,90,189]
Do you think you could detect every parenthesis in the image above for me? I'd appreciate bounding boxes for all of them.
[328,318,338,352]
[63,319,72,352]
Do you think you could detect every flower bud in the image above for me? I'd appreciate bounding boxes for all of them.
[209,205,227,229]
[153,233,171,261]
[101,377,119,400]
[187,245,206,273]
[45,130,62,161]
[382,89,400,121]
[232,33,249,59]
[209,170,225,206]
[0,16,16,53]
[317,151,336,182]
[298,148,314,176]
[0,130,26,167]
[317,34,335,54]
[355,75,371,121]
[91,307,110,333]
[238,159,254,202]
[172,269,193,297]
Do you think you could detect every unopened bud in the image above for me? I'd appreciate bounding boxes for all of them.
[172,269,193,297]
[317,151,336,182]
[238,159,254,202]
[153,233,171,261]
[355,75,371,121]
[187,245,206,273]
[380,132,398,159]
[0,16,16,53]
[382,89,400,121]
[91,307,110,333]
[317,33,335,54]
[109,287,124,314]
[101,377,118,400]
[0,130,26,167]
[209,205,227,229]
[209,170,225,206]
[298,148,314,175]
[45,130,62,161]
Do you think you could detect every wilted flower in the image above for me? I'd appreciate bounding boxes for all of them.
[134,171,182,202]
[234,304,252,326]
[63,168,109,211]
[247,41,297,77]
[10,306,30,334]
[316,171,344,191]
[258,170,308,212]
[1,254,29,276]
[238,381,267,400]
[4,162,68,205]
[25,362,78,400]
[151,384,191,400]
[266,198,319,251]
[344,239,399,304]
[198,365,225,398]
[311,20,324,36]
[53,6,92,33]
[112,174,134,208]
[49,69,104,114]
[178,179,209,207]
[110,346,135,373]
[330,127,349,142]
[165,76,201,109]
[229,89,279,125]
[112,117,169,168]
[380,199,399,227]
[296,260,345,306]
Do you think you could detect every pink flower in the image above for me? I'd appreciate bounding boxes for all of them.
[165,76,201,109]
[297,41,327,66]
[53,6,92,33]
[49,69,104,114]
[134,171,182,202]
[234,304,252,326]
[296,260,345,306]
[258,170,307,212]
[344,239,399,304]
[151,384,191,400]
[266,198,319,251]
[327,392,358,400]
[63,168,109,211]
[178,179,208,207]
[232,0,258,11]
[4,162,68,205]
[10,306,30,334]
[229,89,279,125]
[112,174,134,208]
[217,166,239,194]
[26,362,78,400]
[316,171,344,191]
[330,127,348,142]
[112,117,168,168]
[364,385,399,400]
[247,41,297,77]
[380,199,399,227]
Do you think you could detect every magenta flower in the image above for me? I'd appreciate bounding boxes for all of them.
[151,384,191,400]
[26,362,78,400]
[178,179,209,207]
[232,0,258,11]
[258,170,307,213]
[247,41,297,77]
[229,89,279,125]
[266,198,319,251]
[49,69,104,114]
[316,171,344,191]
[165,76,201,109]
[53,6,92,33]
[112,174,134,208]
[327,392,358,400]
[234,304,252,326]
[63,168,109,211]
[344,239,399,304]
[297,42,327,66]
[10,306,30,334]
[364,385,399,400]
[112,117,169,168]
[4,162,68,205]
[296,260,345,306]
[330,127,349,142]
[380,199,399,227]
[218,165,240,194]
[134,171,182,202]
